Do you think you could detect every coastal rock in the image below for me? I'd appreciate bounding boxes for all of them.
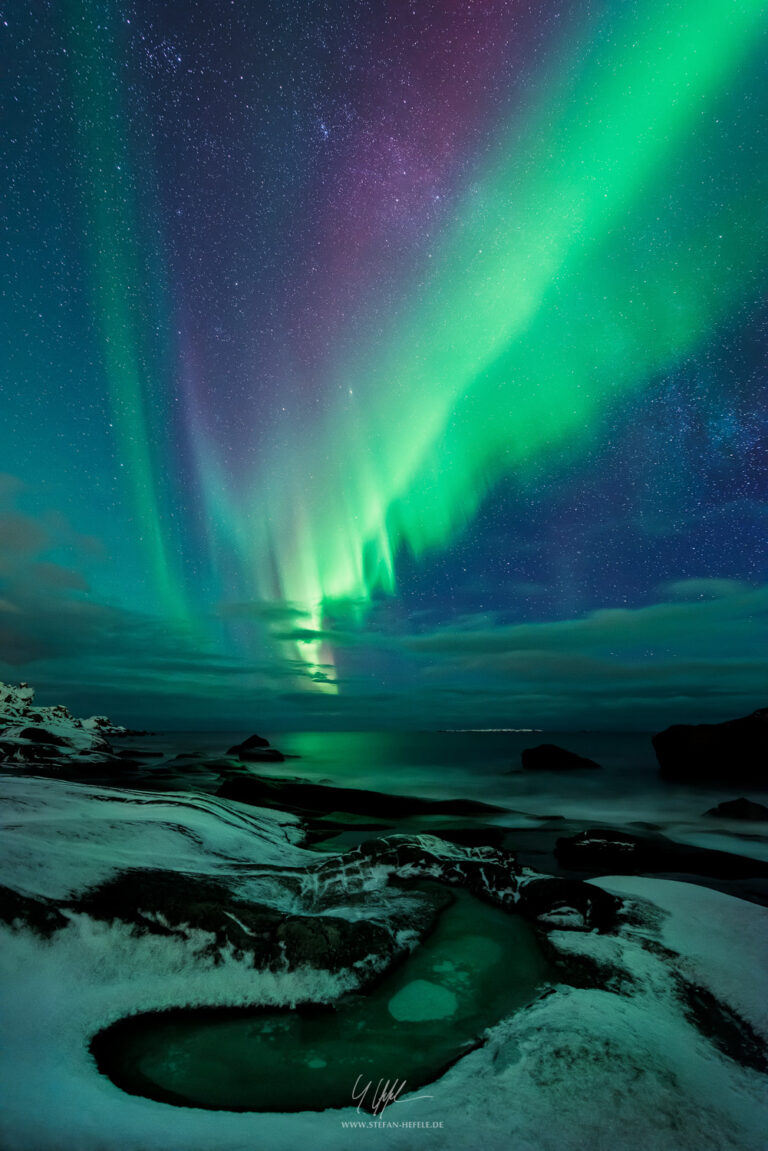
[0,681,125,772]
[555,827,768,881]
[705,798,768,821]
[653,708,768,784]
[238,747,286,763]
[82,715,129,737]
[227,733,271,754]
[521,743,601,771]
[75,868,442,974]
[556,829,645,871]
[313,834,621,933]
[217,774,502,818]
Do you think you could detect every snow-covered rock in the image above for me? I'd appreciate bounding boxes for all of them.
[0,681,126,771]
[1,778,767,1150]
[82,715,129,737]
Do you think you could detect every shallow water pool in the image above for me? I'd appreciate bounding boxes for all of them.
[93,887,550,1112]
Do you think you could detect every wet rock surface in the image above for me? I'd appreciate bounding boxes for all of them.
[217,774,504,818]
[555,827,768,880]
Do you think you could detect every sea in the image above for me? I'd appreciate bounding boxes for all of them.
[112,729,768,865]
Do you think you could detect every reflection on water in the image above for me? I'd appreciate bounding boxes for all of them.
[118,728,767,826]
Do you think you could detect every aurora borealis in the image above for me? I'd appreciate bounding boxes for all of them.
[2,0,767,727]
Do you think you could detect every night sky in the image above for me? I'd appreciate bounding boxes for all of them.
[2,0,767,729]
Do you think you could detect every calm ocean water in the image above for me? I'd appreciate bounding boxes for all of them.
[119,730,768,850]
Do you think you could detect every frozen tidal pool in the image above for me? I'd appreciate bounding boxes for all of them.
[92,888,550,1112]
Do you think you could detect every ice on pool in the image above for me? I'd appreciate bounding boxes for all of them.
[387,979,459,1022]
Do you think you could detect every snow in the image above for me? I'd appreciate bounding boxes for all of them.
[589,875,768,1036]
[1,760,767,1149]
[0,680,122,766]
[2,884,767,1151]
[0,774,310,899]
[82,715,129,736]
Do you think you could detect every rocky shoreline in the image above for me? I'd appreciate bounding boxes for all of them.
[1,681,768,1148]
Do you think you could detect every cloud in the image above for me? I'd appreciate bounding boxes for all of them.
[217,601,311,623]
[1,478,764,730]
[0,481,301,715]
[406,585,768,660]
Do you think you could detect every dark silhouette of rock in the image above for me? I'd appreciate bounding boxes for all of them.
[516,876,619,933]
[240,747,285,763]
[555,827,768,880]
[217,775,503,818]
[17,726,69,746]
[556,829,645,870]
[76,868,419,974]
[227,733,270,754]
[521,744,601,771]
[705,798,768,821]
[0,680,127,771]
[117,749,164,759]
[0,884,69,936]
[653,708,768,784]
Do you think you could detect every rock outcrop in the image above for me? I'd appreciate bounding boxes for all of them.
[82,715,129,737]
[217,774,503,818]
[226,733,285,762]
[0,681,127,772]
[705,798,768,820]
[2,832,622,973]
[653,708,768,784]
[521,743,601,771]
[555,827,768,880]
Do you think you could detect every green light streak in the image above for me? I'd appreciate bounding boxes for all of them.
[67,1,185,616]
[240,0,766,677]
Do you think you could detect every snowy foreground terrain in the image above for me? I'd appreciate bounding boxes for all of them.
[1,684,767,1151]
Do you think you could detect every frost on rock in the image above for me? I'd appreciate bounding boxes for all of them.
[0,680,127,770]
[81,714,129,736]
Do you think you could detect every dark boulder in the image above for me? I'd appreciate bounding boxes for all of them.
[227,733,270,754]
[705,798,768,821]
[238,747,285,763]
[556,829,646,871]
[117,748,164,759]
[518,876,620,933]
[653,708,768,784]
[521,744,601,771]
[555,827,768,881]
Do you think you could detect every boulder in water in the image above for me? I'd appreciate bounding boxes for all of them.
[521,744,601,771]
[226,733,282,761]
[227,733,270,751]
[705,798,768,820]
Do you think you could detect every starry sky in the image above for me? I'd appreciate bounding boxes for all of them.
[1,0,767,729]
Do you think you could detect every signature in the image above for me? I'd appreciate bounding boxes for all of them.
[352,1075,433,1117]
